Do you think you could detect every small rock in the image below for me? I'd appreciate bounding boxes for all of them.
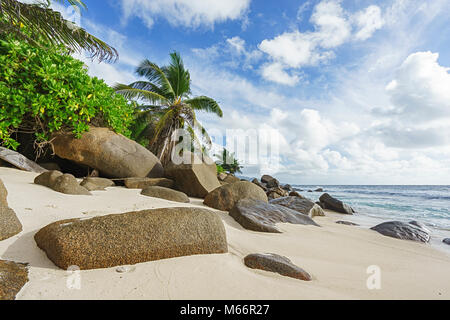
[244,253,312,281]
[124,177,174,189]
[371,221,430,243]
[35,171,91,195]
[270,197,325,218]
[141,186,190,203]
[314,188,324,192]
[442,238,450,245]
[217,173,228,181]
[319,193,355,215]
[336,221,360,226]
[80,177,115,191]
[289,191,303,198]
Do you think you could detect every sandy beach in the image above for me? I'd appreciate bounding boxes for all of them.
[1,167,449,300]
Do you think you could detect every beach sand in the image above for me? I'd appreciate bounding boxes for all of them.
[1,167,449,300]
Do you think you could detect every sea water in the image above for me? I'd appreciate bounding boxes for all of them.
[292,185,450,252]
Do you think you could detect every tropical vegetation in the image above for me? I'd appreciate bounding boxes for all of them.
[0,0,117,62]
[215,148,243,174]
[0,35,133,153]
[114,52,223,165]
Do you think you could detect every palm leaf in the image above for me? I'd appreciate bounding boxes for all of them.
[135,59,175,100]
[163,51,191,99]
[113,84,169,104]
[0,0,118,62]
[185,96,223,117]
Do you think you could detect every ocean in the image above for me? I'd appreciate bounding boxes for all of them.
[291,185,450,252]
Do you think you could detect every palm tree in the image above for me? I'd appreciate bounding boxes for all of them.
[114,51,223,165]
[215,148,243,174]
[0,0,117,62]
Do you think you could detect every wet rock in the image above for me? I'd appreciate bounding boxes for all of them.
[80,177,115,191]
[0,260,29,300]
[443,238,450,245]
[314,188,324,192]
[124,177,174,189]
[336,221,360,226]
[319,193,355,215]
[52,127,164,178]
[229,199,320,233]
[141,186,190,203]
[34,207,228,270]
[244,253,312,281]
[270,197,325,218]
[0,179,23,241]
[0,147,47,173]
[204,181,268,211]
[371,221,430,243]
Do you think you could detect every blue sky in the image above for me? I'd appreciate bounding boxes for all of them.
[40,0,450,184]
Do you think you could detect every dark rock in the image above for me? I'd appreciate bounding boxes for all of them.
[204,181,268,211]
[319,193,355,215]
[443,238,450,245]
[307,190,313,193]
[0,179,23,241]
[52,127,164,179]
[0,147,47,173]
[282,184,293,192]
[34,171,91,195]
[261,175,276,184]
[124,177,174,189]
[314,188,324,192]
[336,221,360,226]
[270,197,325,218]
[165,152,221,198]
[141,186,190,203]
[371,221,430,243]
[229,199,320,233]
[244,253,311,281]
[408,220,430,233]
[0,260,29,300]
[38,162,62,171]
[80,177,115,191]
[289,191,303,197]
[34,207,228,270]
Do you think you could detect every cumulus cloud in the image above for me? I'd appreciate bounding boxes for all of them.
[259,0,385,85]
[119,0,251,29]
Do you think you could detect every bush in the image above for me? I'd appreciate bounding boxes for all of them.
[0,37,134,150]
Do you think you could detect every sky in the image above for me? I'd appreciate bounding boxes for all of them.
[28,0,450,184]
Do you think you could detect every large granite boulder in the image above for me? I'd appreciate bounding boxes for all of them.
[0,260,29,300]
[80,177,115,191]
[0,147,47,173]
[0,179,23,241]
[34,171,91,195]
[141,186,190,203]
[52,127,164,179]
[244,254,312,281]
[34,207,228,270]
[229,199,319,233]
[223,174,241,184]
[165,152,221,198]
[270,197,325,218]
[371,221,430,243]
[124,177,174,189]
[319,193,355,215]
[204,181,268,211]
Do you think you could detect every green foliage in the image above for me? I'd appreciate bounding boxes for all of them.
[0,37,133,150]
[215,148,243,174]
[216,164,225,174]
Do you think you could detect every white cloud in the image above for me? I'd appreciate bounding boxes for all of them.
[120,0,251,29]
[260,62,300,86]
[258,0,384,85]
[354,5,385,41]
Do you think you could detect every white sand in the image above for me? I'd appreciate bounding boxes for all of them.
[1,167,449,300]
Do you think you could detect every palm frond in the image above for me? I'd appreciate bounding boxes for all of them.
[135,59,175,100]
[185,96,223,117]
[0,0,118,62]
[163,51,191,99]
[127,81,166,97]
[113,83,169,104]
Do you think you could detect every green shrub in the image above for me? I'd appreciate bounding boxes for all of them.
[0,37,134,150]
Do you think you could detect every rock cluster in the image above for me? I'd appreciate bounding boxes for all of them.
[34,171,91,195]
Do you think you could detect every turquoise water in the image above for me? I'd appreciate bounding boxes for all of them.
[292,185,450,251]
